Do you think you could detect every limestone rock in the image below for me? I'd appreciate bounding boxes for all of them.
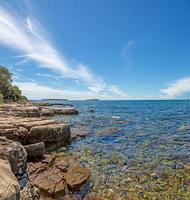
[29,124,71,143]
[32,166,66,198]
[0,136,27,177]
[65,164,91,189]
[24,142,45,159]
[0,159,20,200]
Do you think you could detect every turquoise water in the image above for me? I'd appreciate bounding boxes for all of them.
[52,100,190,199]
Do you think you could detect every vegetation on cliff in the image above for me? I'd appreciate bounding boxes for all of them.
[0,66,27,103]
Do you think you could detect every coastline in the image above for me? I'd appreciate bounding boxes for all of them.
[0,102,96,200]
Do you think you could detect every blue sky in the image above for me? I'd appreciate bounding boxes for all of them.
[0,0,190,100]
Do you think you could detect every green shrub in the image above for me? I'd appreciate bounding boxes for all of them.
[0,66,27,102]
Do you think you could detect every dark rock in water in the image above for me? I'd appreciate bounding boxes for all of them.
[96,128,122,136]
[183,178,190,185]
[90,109,95,113]
[24,142,45,159]
[65,164,91,189]
[71,126,91,139]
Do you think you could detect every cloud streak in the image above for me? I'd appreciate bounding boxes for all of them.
[15,81,130,100]
[0,4,129,99]
[160,77,190,98]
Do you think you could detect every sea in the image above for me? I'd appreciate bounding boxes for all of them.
[43,100,190,199]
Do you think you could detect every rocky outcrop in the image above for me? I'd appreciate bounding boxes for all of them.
[0,103,78,117]
[0,117,71,146]
[0,136,42,200]
[0,137,27,181]
[28,154,91,199]
[0,159,20,200]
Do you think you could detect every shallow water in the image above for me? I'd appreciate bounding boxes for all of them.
[51,100,190,199]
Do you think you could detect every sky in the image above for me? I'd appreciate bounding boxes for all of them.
[0,0,190,100]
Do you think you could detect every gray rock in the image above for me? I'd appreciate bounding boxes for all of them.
[0,136,27,178]
[29,124,71,143]
[24,142,45,158]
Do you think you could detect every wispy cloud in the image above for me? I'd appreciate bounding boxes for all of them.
[121,40,135,65]
[0,3,129,99]
[160,77,190,98]
[15,81,130,100]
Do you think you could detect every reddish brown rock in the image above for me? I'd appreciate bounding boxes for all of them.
[31,166,66,198]
[65,164,91,189]
[84,193,103,200]
[28,154,91,199]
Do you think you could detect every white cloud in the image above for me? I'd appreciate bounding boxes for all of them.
[15,81,129,100]
[0,5,129,99]
[160,77,190,98]
[121,40,135,65]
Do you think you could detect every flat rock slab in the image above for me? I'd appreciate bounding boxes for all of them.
[0,103,79,117]
[65,164,91,189]
[0,118,71,145]
[29,154,90,199]
[0,159,20,200]
[0,103,74,146]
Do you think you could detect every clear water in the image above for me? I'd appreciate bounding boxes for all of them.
[51,100,190,199]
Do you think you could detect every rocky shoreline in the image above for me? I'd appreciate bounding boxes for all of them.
[0,103,100,200]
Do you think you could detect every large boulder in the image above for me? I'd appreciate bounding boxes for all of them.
[29,124,71,144]
[0,136,27,177]
[24,142,45,159]
[0,159,20,200]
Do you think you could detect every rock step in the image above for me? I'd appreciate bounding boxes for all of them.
[0,103,79,117]
[0,122,71,145]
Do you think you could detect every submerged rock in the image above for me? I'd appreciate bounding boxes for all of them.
[65,164,91,189]
[83,192,103,200]
[71,126,91,139]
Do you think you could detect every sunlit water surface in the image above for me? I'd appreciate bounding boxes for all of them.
[48,100,190,199]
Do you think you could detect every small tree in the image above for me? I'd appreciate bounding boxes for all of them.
[0,66,12,100]
[0,66,27,102]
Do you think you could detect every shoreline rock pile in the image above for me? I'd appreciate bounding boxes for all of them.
[0,103,96,200]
